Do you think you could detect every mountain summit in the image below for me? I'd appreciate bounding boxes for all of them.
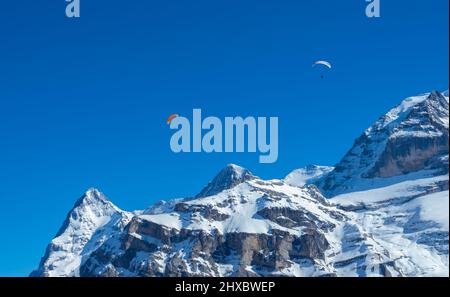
[196,164,254,198]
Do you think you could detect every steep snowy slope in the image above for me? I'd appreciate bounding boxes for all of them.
[332,173,449,276]
[31,189,132,276]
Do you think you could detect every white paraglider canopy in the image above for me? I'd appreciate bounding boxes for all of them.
[313,60,332,69]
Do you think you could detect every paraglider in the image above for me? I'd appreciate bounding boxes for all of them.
[166,114,179,125]
[312,60,332,79]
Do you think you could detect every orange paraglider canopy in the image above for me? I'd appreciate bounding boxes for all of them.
[166,114,179,124]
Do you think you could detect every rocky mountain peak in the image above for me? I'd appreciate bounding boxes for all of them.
[196,164,254,198]
[318,90,449,196]
[422,90,449,127]
[76,188,109,206]
[31,189,131,277]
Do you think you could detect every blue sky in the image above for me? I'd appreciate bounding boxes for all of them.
[0,0,448,276]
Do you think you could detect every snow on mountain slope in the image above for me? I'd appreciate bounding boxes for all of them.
[140,177,342,235]
[408,191,449,231]
[332,173,448,208]
[319,90,449,197]
[31,189,132,276]
[332,182,449,276]
[285,165,334,187]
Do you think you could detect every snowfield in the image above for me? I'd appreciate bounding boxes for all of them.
[332,173,448,207]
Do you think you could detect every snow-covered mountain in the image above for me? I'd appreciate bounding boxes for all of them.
[30,189,132,277]
[32,90,449,277]
[318,90,449,197]
[78,169,350,277]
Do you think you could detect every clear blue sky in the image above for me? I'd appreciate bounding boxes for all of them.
[0,0,448,276]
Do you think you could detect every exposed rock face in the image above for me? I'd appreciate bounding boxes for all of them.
[79,221,333,277]
[256,207,336,231]
[174,203,230,221]
[368,135,448,178]
[366,91,449,178]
